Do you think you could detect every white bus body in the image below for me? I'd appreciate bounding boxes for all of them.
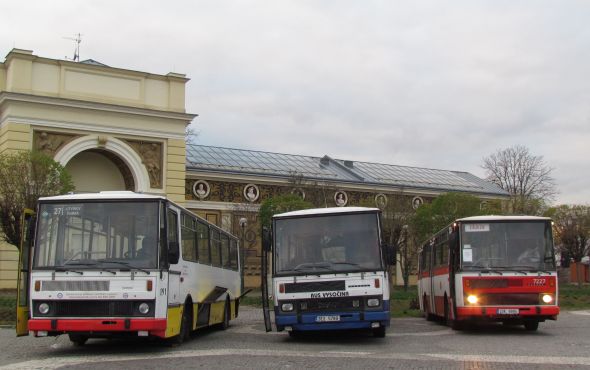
[16,191,241,345]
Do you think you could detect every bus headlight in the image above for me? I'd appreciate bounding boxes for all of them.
[138,303,150,314]
[466,295,478,304]
[367,298,380,307]
[281,303,294,312]
[541,294,553,304]
[38,303,50,315]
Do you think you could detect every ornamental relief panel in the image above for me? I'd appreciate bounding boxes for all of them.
[34,131,80,158]
[124,139,163,189]
[186,179,433,210]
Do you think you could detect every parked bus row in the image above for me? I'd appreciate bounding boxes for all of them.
[15,192,560,344]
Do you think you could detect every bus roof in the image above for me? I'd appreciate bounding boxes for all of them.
[457,215,552,222]
[274,207,379,219]
[38,191,166,202]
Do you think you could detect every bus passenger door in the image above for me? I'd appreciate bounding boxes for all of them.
[16,210,35,336]
[167,208,182,305]
[261,227,272,332]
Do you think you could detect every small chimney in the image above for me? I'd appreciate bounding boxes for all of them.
[320,156,330,165]
[344,160,354,168]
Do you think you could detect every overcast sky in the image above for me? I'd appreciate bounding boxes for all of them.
[2,1,589,205]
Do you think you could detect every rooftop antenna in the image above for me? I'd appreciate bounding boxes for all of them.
[63,33,82,62]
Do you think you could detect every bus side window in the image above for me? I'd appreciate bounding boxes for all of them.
[221,234,230,269]
[230,239,239,270]
[181,214,197,262]
[197,221,210,265]
[210,229,221,267]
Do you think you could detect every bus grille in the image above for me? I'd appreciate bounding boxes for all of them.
[46,300,134,317]
[284,280,345,293]
[300,297,361,312]
[467,279,523,289]
[42,281,110,292]
[479,293,539,306]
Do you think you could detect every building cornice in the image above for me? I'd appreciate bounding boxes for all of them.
[0,92,196,123]
[185,200,261,212]
[1,115,186,140]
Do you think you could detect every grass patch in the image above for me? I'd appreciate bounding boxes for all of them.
[240,288,263,308]
[0,290,17,326]
[559,283,590,310]
[390,286,422,318]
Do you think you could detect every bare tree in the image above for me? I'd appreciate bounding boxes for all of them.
[0,151,74,249]
[548,205,590,286]
[482,145,557,215]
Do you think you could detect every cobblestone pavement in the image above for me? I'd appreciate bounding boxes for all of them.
[1,308,590,369]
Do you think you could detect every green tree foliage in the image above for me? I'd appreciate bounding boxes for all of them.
[546,204,590,265]
[259,194,313,229]
[0,151,74,248]
[411,193,487,243]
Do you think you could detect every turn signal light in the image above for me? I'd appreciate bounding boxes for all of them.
[374,279,380,288]
[35,281,41,292]
[279,284,285,293]
[147,280,153,291]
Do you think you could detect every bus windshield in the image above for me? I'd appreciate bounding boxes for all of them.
[34,201,160,270]
[274,213,383,275]
[460,221,555,271]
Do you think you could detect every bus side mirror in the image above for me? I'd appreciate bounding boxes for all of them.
[168,241,180,265]
[262,226,272,252]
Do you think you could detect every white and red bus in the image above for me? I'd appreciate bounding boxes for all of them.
[16,191,241,345]
[418,216,559,331]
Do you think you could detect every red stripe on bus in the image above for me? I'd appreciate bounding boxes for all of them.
[456,306,559,318]
[432,266,449,276]
[29,318,167,337]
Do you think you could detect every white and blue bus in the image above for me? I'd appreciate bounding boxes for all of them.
[16,191,241,345]
[261,207,395,337]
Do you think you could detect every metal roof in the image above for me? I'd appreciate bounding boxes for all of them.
[186,144,508,196]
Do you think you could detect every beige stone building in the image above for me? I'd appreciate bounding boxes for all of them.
[0,49,508,289]
[0,49,194,288]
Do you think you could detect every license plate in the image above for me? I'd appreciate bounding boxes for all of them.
[497,309,519,315]
[316,315,340,322]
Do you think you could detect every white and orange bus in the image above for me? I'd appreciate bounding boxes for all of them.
[16,191,241,345]
[417,216,559,331]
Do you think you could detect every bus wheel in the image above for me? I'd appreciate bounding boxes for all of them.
[68,334,88,346]
[220,299,230,330]
[169,308,190,345]
[372,326,386,338]
[524,320,539,331]
[424,295,435,321]
[444,297,461,330]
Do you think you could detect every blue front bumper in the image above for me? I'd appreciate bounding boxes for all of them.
[274,301,390,332]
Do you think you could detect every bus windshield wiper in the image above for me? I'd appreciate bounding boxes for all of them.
[291,262,333,272]
[464,265,503,275]
[55,267,83,275]
[64,261,97,266]
[331,262,361,268]
[97,260,150,274]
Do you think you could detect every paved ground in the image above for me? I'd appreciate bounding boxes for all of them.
[1,308,590,369]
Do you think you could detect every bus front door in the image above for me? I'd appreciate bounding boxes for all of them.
[261,227,272,332]
[16,210,35,336]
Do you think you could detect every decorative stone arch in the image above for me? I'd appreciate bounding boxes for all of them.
[54,135,151,192]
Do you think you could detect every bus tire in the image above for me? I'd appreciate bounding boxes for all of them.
[524,320,539,331]
[169,307,190,345]
[68,334,88,346]
[424,295,435,321]
[220,299,230,330]
[372,326,386,338]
